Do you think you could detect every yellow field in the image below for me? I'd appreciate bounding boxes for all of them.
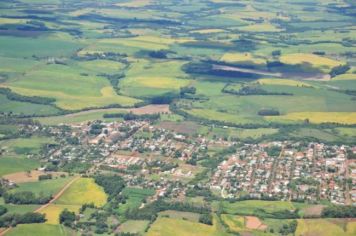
[280,53,344,71]
[258,78,312,87]
[296,219,356,236]
[9,86,139,110]
[266,112,356,124]
[221,214,245,233]
[116,0,152,8]
[220,53,266,65]
[80,35,193,55]
[332,73,356,80]
[191,29,225,34]
[121,59,190,90]
[39,204,80,225]
[0,18,27,24]
[77,60,126,74]
[55,178,107,207]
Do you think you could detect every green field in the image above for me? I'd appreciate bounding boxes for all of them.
[218,200,295,216]
[118,187,155,215]
[119,220,150,235]
[7,224,66,236]
[1,136,55,155]
[296,219,356,236]
[147,216,231,236]
[0,156,40,177]
[10,177,75,196]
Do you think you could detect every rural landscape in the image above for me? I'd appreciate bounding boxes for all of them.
[0,0,355,235]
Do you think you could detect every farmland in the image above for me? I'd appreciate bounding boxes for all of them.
[0,0,355,236]
[55,178,107,207]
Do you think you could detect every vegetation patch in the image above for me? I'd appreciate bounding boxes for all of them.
[55,178,107,207]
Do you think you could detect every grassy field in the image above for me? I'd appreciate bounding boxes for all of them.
[55,178,107,207]
[10,177,75,196]
[0,94,60,116]
[147,216,231,236]
[296,219,356,236]
[120,59,191,97]
[118,187,155,215]
[0,197,39,215]
[1,136,55,155]
[5,63,139,110]
[6,224,66,236]
[39,204,80,225]
[37,108,126,125]
[219,200,295,215]
[267,112,356,124]
[159,210,200,222]
[119,220,150,235]
[279,53,344,72]
[220,52,266,65]
[221,214,245,232]
[0,156,40,177]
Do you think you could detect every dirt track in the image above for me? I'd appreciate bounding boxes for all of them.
[0,176,80,236]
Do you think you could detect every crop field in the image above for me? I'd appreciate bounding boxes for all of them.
[220,53,266,65]
[55,178,107,207]
[117,187,155,215]
[219,200,295,215]
[267,112,356,125]
[10,177,75,196]
[7,224,65,236]
[0,94,60,116]
[119,220,150,235]
[221,214,245,232]
[1,136,55,155]
[0,0,355,235]
[147,216,230,236]
[280,53,344,72]
[0,156,39,177]
[39,204,80,225]
[159,210,200,222]
[296,219,356,236]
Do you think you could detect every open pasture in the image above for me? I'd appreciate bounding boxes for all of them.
[279,53,344,72]
[39,204,80,225]
[219,200,295,216]
[10,176,74,196]
[267,112,356,125]
[6,224,65,236]
[37,104,169,125]
[147,216,230,236]
[0,156,39,177]
[118,220,150,235]
[5,63,139,110]
[296,218,356,236]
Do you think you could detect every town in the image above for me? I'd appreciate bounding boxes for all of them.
[7,118,354,207]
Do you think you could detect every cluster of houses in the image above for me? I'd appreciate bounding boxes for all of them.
[36,120,356,206]
[211,142,356,205]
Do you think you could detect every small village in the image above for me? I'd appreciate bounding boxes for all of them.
[20,119,356,206]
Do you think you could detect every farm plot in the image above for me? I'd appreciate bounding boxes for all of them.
[219,200,295,216]
[296,218,356,236]
[5,63,139,110]
[119,59,191,97]
[0,156,40,177]
[147,216,230,236]
[55,178,107,206]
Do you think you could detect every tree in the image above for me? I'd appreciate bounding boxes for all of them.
[59,209,76,227]
[199,214,213,225]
